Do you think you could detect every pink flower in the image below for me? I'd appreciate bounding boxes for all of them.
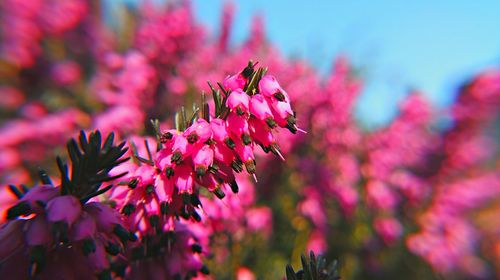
[172,134,192,161]
[237,267,256,280]
[184,119,212,144]
[155,174,175,202]
[258,75,289,102]
[71,212,97,241]
[19,184,58,211]
[250,94,274,125]
[227,113,250,138]
[192,145,214,175]
[46,195,82,226]
[210,118,230,142]
[306,230,328,254]
[374,217,403,244]
[227,88,250,114]
[175,165,195,194]
[84,202,122,233]
[248,118,274,147]
[271,99,294,121]
[51,60,81,86]
[25,215,52,245]
[234,141,255,171]
[213,141,236,165]
[245,207,272,237]
[223,73,247,92]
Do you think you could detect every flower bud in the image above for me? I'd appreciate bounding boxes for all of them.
[213,142,235,164]
[46,195,82,226]
[172,134,190,155]
[184,119,212,144]
[85,202,121,233]
[19,185,58,212]
[155,174,174,203]
[258,75,289,102]
[250,94,274,121]
[175,165,194,194]
[26,215,52,246]
[226,88,250,114]
[227,113,249,137]
[71,212,97,241]
[249,118,274,147]
[210,118,229,142]
[192,145,214,176]
[222,73,246,92]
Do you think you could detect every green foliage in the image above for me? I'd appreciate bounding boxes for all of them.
[58,130,129,202]
[286,251,341,280]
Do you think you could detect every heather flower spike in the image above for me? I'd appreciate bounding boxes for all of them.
[1,58,300,279]
[1,130,133,278]
[147,61,299,188]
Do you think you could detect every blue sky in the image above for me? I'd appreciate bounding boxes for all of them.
[110,0,500,127]
[192,0,500,127]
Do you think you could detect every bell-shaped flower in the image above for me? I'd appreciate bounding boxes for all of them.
[258,75,289,102]
[222,73,246,92]
[20,185,59,211]
[249,118,274,146]
[250,94,275,127]
[198,173,220,192]
[249,119,284,160]
[226,88,250,115]
[160,129,179,150]
[184,119,212,144]
[25,215,52,245]
[46,195,82,226]
[171,134,192,163]
[154,174,174,203]
[235,142,255,167]
[227,113,249,137]
[132,165,156,187]
[271,99,294,120]
[192,145,214,176]
[71,212,97,241]
[214,161,236,184]
[213,142,235,165]
[271,100,301,133]
[210,118,230,142]
[85,202,121,233]
[175,165,195,194]
[156,149,175,177]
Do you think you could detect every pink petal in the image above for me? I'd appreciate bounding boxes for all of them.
[46,195,82,226]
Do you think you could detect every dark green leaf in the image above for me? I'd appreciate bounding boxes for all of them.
[38,169,52,186]
[286,265,298,280]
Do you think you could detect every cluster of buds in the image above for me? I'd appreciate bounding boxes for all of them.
[152,61,302,204]
[108,62,301,234]
[0,131,135,279]
[100,63,301,278]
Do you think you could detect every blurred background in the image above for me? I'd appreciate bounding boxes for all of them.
[106,0,500,127]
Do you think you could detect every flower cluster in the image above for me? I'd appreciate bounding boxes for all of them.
[0,131,133,279]
[0,0,88,68]
[0,62,300,279]
[100,63,300,278]
[407,69,500,278]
